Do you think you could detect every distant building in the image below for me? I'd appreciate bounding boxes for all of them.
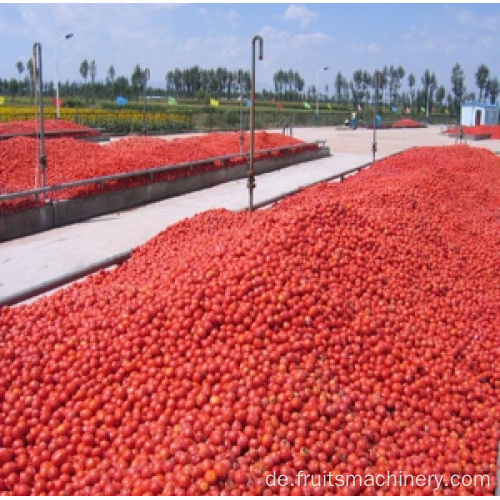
[460,102,499,126]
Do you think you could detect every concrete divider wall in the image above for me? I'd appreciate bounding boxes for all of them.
[1,147,329,242]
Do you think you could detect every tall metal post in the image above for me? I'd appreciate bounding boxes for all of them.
[372,70,379,162]
[33,43,47,197]
[238,69,244,154]
[142,68,150,135]
[249,35,263,212]
[315,66,328,125]
[56,33,73,119]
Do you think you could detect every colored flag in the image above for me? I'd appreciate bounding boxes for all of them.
[405,107,411,114]
[0,96,5,105]
[51,97,64,107]
[116,96,128,106]
[357,104,363,111]
[167,96,177,105]
[444,109,450,115]
[391,106,397,113]
[246,99,252,107]
[210,98,219,107]
[276,101,283,110]
[327,103,332,110]
[420,107,425,113]
[304,102,311,109]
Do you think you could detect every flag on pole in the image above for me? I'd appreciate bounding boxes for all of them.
[327,103,332,110]
[405,107,411,114]
[420,107,425,113]
[210,98,219,107]
[167,96,177,105]
[276,101,283,110]
[246,99,252,107]
[0,96,5,105]
[116,96,128,106]
[51,97,64,108]
[391,106,397,113]
[357,104,363,111]
[304,102,311,109]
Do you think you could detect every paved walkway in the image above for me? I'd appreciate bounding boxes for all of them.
[1,125,499,306]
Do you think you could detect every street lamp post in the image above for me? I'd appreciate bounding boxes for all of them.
[315,66,328,125]
[142,68,150,135]
[238,69,244,154]
[55,33,73,119]
[249,35,263,212]
[372,70,379,162]
[33,42,47,199]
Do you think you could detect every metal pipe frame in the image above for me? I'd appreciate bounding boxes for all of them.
[372,69,379,162]
[0,141,323,203]
[142,68,150,136]
[33,43,47,198]
[249,35,263,212]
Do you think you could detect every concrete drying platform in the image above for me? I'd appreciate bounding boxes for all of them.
[2,125,500,306]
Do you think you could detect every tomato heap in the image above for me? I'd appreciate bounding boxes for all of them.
[392,119,424,128]
[0,132,315,215]
[0,119,100,138]
[0,145,499,495]
[444,125,500,140]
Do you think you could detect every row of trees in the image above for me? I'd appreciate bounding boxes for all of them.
[2,58,498,115]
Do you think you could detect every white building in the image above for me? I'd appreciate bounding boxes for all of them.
[460,102,499,126]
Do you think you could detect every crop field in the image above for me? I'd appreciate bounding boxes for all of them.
[0,144,499,495]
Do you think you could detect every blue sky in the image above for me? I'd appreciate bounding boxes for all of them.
[0,2,499,96]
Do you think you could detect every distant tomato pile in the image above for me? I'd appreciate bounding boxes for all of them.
[392,119,424,128]
[0,132,315,214]
[0,119,100,138]
[445,125,500,140]
[0,145,499,495]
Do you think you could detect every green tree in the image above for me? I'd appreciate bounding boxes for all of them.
[421,69,437,116]
[450,63,466,113]
[131,64,144,99]
[107,65,115,84]
[488,77,499,104]
[435,85,446,106]
[16,61,25,96]
[79,59,89,83]
[408,73,416,108]
[89,60,97,102]
[475,64,489,101]
[388,65,405,106]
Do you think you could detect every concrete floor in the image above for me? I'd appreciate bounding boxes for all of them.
[1,125,499,306]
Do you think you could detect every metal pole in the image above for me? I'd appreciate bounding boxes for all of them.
[56,43,60,119]
[496,440,500,496]
[316,66,328,126]
[142,68,150,135]
[33,43,47,197]
[372,70,378,162]
[249,35,263,212]
[56,33,73,119]
[239,69,244,154]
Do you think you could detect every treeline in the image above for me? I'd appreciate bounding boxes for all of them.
[2,59,499,114]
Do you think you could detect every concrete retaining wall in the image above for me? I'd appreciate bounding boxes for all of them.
[1,147,329,242]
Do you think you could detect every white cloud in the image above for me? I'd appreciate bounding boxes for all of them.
[451,7,499,32]
[345,39,380,54]
[295,32,333,45]
[283,5,318,29]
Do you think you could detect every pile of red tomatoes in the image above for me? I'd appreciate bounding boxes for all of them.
[0,145,499,495]
[392,119,424,128]
[0,119,99,138]
[0,132,315,215]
